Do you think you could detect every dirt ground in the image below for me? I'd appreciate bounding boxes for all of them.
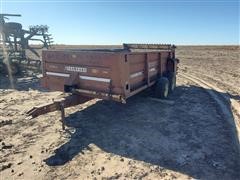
[0,46,240,179]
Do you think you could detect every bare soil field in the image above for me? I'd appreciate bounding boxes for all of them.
[0,46,240,179]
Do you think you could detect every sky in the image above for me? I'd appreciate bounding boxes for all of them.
[0,0,239,45]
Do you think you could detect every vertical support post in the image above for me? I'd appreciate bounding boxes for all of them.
[158,52,161,78]
[124,54,130,95]
[108,79,113,100]
[14,37,17,51]
[145,53,150,86]
[60,102,65,130]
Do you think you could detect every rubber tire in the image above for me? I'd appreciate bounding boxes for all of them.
[10,62,20,75]
[0,62,5,74]
[154,77,169,99]
[1,62,20,75]
[168,72,176,93]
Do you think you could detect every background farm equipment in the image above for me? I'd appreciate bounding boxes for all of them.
[0,13,53,75]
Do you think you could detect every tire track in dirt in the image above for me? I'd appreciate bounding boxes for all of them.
[179,67,240,96]
[180,73,240,117]
[179,73,240,153]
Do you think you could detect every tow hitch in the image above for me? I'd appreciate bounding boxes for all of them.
[26,94,91,130]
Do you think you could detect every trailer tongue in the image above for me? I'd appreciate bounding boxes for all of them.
[26,95,91,129]
[27,44,179,129]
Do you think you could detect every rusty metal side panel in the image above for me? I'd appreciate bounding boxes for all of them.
[124,50,173,98]
[126,52,159,91]
[147,52,159,82]
[42,50,127,97]
[128,53,145,91]
[159,52,169,75]
[41,49,175,102]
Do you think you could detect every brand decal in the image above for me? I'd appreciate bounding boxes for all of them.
[65,66,87,73]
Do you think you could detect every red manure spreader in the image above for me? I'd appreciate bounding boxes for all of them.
[27,44,179,129]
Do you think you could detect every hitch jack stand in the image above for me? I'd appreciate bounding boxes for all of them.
[26,94,91,130]
[60,102,65,130]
